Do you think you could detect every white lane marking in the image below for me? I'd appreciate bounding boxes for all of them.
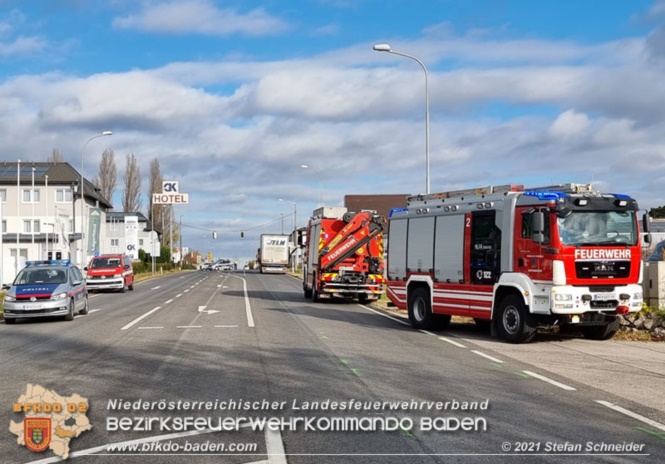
[471,350,504,364]
[266,428,287,464]
[89,309,101,314]
[176,293,182,298]
[184,289,190,293]
[164,299,173,304]
[215,325,239,328]
[439,336,467,348]
[358,304,410,326]
[151,286,161,290]
[121,307,162,331]
[198,305,220,315]
[138,327,163,330]
[177,325,202,329]
[228,274,255,327]
[596,400,665,432]
[523,370,576,391]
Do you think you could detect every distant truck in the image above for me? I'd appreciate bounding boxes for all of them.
[258,234,290,274]
[303,207,385,303]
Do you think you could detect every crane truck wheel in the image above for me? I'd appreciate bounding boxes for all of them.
[311,273,320,303]
[579,317,620,340]
[496,295,536,343]
[303,281,313,299]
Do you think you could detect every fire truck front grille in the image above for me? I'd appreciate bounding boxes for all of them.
[575,261,630,279]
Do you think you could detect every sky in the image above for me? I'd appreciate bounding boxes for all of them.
[2,0,665,263]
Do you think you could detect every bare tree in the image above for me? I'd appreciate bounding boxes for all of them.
[122,154,142,212]
[48,149,64,163]
[147,158,180,247]
[92,149,117,206]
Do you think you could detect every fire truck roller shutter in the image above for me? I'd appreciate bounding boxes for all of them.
[407,217,435,273]
[434,215,465,283]
[388,218,408,281]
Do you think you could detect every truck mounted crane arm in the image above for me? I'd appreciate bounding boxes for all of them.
[319,212,385,271]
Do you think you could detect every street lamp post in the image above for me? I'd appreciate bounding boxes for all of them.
[373,43,430,194]
[300,164,323,207]
[278,198,297,272]
[80,131,112,268]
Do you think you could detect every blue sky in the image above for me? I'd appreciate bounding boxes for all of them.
[2,0,665,262]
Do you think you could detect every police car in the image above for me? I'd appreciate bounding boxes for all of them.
[3,260,89,324]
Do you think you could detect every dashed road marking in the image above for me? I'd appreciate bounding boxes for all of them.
[439,336,467,348]
[138,327,163,330]
[596,400,665,432]
[523,370,576,391]
[471,350,504,364]
[122,307,162,331]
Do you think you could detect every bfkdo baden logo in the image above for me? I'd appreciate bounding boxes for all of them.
[9,384,92,459]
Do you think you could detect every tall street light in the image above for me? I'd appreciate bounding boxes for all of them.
[80,131,112,268]
[373,43,431,194]
[278,198,297,272]
[300,164,323,207]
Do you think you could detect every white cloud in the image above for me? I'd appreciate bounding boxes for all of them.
[112,0,289,36]
[548,110,590,138]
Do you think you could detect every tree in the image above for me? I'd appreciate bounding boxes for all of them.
[122,154,142,212]
[47,149,64,163]
[93,148,117,207]
[147,158,180,248]
[649,206,665,219]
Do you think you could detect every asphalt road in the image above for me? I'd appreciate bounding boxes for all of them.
[0,270,663,463]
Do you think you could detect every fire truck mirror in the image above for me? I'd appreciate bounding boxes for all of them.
[531,211,545,243]
[642,213,651,245]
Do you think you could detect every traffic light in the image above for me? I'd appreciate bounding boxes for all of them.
[212,231,217,239]
[240,231,244,238]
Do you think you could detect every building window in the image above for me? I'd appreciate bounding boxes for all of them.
[2,220,6,233]
[0,188,6,203]
[56,189,73,203]
[22,189,40,203]
[34,220,40,233]
[139,239,144,246]
[69,220,73,234]
[23,220,40,233]
[111,239,119,246]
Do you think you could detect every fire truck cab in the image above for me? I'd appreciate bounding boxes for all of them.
[386,184,648,343]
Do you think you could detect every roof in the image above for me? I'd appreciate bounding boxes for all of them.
[344,194,409,220]
[0,161,113,209]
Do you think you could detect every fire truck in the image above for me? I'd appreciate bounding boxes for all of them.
[303,207,386,303]
[386,184,650,343]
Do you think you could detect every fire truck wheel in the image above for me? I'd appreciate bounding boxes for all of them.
[497,295,536,343]
[408,287,435,329]
[579,317,620,340]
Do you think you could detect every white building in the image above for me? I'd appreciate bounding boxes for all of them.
[0,161,161,285]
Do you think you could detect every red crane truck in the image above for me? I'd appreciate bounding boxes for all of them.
[303,207,386,304]
[386,183,649,343]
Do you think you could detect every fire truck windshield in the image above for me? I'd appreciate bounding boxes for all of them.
[557,211,637,246]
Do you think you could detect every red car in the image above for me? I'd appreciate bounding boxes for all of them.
[85,254,135,293]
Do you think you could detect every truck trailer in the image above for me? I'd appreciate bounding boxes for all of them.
[386,183,649,343]
[303,207,385,303]
[258,234,290,274]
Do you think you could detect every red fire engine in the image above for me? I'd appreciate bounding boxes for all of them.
[303,207,385,303]
[386,184,649,343]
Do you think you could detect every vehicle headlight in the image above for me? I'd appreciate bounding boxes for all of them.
[4,295,15,302]
[114,274,122,278]
[52,292,68,300]
[554,294,573,301]
[633,293,642,300]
